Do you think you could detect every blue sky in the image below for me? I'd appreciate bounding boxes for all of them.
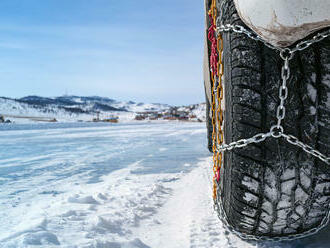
[0,0,205,105]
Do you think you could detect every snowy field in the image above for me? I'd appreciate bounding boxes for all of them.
[0,122,329,248]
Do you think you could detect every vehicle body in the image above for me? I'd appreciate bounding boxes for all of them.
[234,0,330,47]
[204,0,330,239]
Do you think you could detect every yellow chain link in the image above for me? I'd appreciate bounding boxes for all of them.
[208,0,224,200]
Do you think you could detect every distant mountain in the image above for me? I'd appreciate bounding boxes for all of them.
[0,95,205,123]
[15,95,170,112]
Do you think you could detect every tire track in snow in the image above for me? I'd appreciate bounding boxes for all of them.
[136,157,254,248]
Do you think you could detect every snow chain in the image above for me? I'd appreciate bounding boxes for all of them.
[207,0,224,201]
[208,0,330,242]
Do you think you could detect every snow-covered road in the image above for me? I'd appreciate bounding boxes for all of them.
[0,122,329,247]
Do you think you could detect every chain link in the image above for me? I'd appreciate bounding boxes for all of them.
[276,55,290,128]
[217,24,281,51]
[291,28,330,53]
[217,132,272,151]
[210,10,330,242]
[282,133,330,164]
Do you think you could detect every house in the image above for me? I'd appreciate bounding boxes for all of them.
[103,115,119,123]
[135,115,146,120]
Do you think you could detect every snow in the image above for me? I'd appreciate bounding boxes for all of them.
[280,167,295,181]
[307,84,317,102]
[242,176,259,193]
[1,122,330,247]
[294,187,309,204]
[0,96,206,124]
[0,97,138,123]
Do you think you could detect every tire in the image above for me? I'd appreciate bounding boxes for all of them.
[205,88,213,153]
[205,0,330,238]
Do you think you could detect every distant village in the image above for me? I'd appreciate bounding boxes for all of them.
[134,107,203,122]
[0,106,204,123]
[0,97,205,123]
[88,106,204,123]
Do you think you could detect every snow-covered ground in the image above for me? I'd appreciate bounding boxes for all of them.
[0,96,161,123]
[1,122,329,248]
[0,96,206,123]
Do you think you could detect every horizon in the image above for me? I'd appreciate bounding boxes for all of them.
[1,94,205,106]
[0,0,205,106]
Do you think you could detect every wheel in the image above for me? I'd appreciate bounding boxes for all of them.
[205,0,330,238]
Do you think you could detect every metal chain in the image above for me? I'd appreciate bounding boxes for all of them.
[209,11,330,242]
[217,24,280,51]
[214,185,330,242]
[208,0,224,200]
[282,133,330,164]
[215,23,330,165]
[216,23,330,55]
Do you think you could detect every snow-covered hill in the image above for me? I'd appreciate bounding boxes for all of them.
[0,96,205,123]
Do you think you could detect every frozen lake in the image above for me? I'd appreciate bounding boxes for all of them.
[0,122,329,247]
